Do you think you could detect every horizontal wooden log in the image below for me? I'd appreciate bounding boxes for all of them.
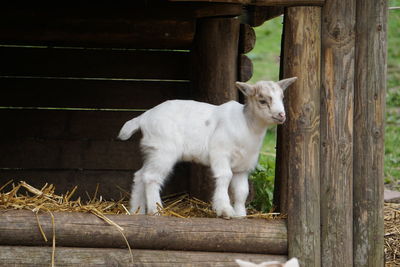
[239,24,256,54]
[0,47,190,80]
[244,6,284,27]
[0,77,191,109]
[238,54,253,82]
[0,210,287,254]
[0,246,287,267]
[170,0,325,7]
[0,164,190,200]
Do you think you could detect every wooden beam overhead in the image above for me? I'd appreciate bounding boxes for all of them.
[169,0,325,7]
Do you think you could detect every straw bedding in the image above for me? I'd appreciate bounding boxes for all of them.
[0,180,281,219]
[385,202,400,266]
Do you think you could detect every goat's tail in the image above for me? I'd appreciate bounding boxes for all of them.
[117,117,141,140]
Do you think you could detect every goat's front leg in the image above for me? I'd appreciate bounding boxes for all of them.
[211,159,235,218]
[230,172,250,217]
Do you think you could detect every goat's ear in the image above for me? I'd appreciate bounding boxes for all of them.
[284,258,299,267]
[277,77,297,91]
[236,82,255,96]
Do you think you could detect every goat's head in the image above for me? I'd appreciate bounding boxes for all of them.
[236,77,297,125]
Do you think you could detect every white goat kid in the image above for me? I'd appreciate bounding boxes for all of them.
[235,257,299,267]
[118,77,297,218]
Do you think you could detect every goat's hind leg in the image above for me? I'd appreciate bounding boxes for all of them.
[129,169,146,214]
[141,150,177,215]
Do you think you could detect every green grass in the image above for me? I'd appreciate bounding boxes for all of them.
[248,17,283,83]
[247,17,282,212]
[248,6,400,211]
[385,0,400,190]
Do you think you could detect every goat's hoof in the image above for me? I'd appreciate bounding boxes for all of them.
[130,206,145,215]
[233,208,247,218]
[215,206,235,219]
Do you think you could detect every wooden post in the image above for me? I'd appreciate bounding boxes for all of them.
[320,0,356,266]
[277,6,321,267]
[190,17,240,201]
[353,0,387,266]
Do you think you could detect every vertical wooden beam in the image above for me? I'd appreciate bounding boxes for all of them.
[190,17,240,201]
[277,7,321,267]
[353,0,387,266]
[320,0,356,266]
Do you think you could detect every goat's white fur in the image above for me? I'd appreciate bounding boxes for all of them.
[235,257,299,267]
[118,77,297,217]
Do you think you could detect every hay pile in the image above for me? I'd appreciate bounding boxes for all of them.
[385,202,400,266]
[0,180,281,219]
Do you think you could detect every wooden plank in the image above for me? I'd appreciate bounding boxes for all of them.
[239,24,256,54]
[238,54,254,82]
[277,7,321,267]
[0,12,195,49]
[190,17,240,201]
[170,0,325,6]
[0,246,287,267]
[0,138,143,170]
[353,0,387,266]
[0,210,288,255]
[0,47,190,80]
[0,110,142,170]
[0,77,191,109]
[0,109,142,140]
[320,0,355,266]
[0,166,190,200]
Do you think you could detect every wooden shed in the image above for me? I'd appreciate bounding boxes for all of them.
[0,0,387,266]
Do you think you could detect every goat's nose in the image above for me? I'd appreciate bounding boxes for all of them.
[279,112,286,120]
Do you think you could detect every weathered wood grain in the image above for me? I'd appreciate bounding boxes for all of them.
[190,17,240,201]
[238,54,254,82]
[0,246,287,267]
[0,46,190,80]
[0,77,190,109]
[0,210,287,255]
[276,6,321,267]
[320,0,356,266]
[239,24,256,54]
[353,0,387,266]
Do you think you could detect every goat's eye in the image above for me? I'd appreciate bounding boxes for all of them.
[259,99,268,105]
